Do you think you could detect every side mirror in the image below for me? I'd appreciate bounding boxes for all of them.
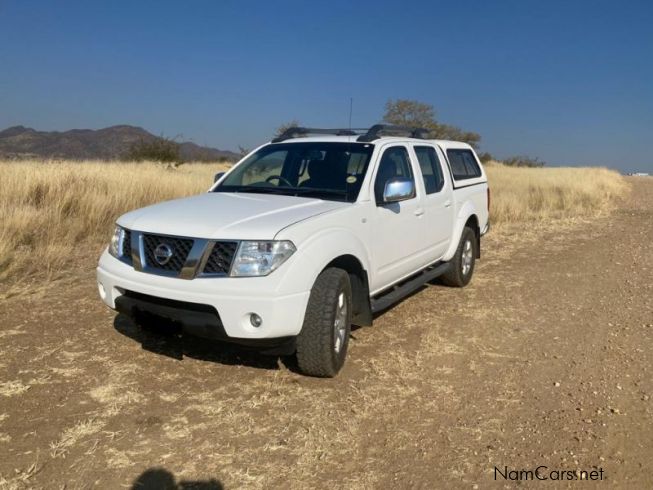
[383,178,415,203]
[214,171,225,183]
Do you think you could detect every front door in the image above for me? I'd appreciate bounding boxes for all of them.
[369,145,431,293]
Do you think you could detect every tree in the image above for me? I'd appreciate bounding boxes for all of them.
[126,135,180,163]
[275,119,301,137]
[383,99,436,128]
[383,99,481,149]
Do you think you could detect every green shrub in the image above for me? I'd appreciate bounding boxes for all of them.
[503,155,546,167]
[126,136,181,163]
[477,152,494,163]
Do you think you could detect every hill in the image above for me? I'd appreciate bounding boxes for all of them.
[0,125,239,161]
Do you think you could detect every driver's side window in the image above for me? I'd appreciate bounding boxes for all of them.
[374,146,414,203]
[240,150,287,185]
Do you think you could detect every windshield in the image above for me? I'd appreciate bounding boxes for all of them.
[214,142,374,202]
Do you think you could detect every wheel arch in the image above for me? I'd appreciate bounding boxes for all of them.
[323,254,372,327]
[443,202,481,261]
[282,226,373,327]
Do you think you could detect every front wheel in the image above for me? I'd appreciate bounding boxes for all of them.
[441,226,477,287]
[296,268,352,377]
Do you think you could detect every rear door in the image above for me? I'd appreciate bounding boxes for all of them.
[411,144,455,260]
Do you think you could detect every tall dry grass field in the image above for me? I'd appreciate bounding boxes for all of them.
[0,159,627,295]
[485,163,627,225]
[0,161,228,293]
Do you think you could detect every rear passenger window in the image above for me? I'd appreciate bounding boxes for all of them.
[447,149,482,180]
[414,146,445,194]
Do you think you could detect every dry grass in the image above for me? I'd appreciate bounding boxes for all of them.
[0,159,627,294]
[0,461,40,490]
[485,163,627,225]
[49,418,106,458]
[0,380,30,397]
[0,160,228,293]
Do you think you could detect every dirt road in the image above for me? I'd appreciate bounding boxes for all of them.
[1,178,651,489]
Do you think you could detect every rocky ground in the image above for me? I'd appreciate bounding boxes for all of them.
[0,178,651,489]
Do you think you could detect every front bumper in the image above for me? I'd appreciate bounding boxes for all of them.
[97,250,310,340]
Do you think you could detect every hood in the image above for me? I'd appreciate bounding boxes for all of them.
[117,192,349,239]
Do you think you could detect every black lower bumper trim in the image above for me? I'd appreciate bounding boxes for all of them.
[115,290,294,350]
[115,290,229,340]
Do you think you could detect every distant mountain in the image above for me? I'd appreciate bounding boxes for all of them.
[0,125,239,161]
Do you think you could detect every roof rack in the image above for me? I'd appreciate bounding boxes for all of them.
[271,125,431,143]
[357,124,431,142]
[272,127,365,143]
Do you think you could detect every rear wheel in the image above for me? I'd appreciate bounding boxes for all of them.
[441,226,477,287]
[296,268,352,377]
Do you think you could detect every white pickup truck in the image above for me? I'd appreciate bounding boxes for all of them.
[97,125,489,377]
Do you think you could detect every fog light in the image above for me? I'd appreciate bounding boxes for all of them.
[250,313,262,328]
[98,282,106,300]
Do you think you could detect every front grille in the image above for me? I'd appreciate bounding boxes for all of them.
[121,230,132,261]
[202,241,238,275]
[142,234,194,273]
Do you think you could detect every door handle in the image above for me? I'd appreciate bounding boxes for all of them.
[444,200,452,208]
[414,208,425,217]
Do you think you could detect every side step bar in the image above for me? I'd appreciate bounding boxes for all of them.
[370,261,451,313]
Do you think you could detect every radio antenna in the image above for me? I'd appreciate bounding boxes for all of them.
[348,97,353,130]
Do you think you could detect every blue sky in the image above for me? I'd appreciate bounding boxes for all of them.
[1,0,651,171]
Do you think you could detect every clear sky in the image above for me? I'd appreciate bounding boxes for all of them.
[1,0,651,172]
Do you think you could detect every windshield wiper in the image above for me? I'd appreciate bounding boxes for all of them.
[215,185,350,201]
[291,188,348,197]
[215,186,291,195]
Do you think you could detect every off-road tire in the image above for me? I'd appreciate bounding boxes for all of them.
[441,226,477,287]
[296,268,352,377]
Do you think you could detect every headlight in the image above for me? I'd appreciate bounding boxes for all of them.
[109,225,125,258]
[230,240,296,277]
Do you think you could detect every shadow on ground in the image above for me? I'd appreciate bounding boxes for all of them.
[113,314,300,372]
[132,468,223,489]
[113,280,451,371]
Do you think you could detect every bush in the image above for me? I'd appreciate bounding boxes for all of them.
[126,136,181,163]
[477,152,494,163]
[503,155,546,168]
